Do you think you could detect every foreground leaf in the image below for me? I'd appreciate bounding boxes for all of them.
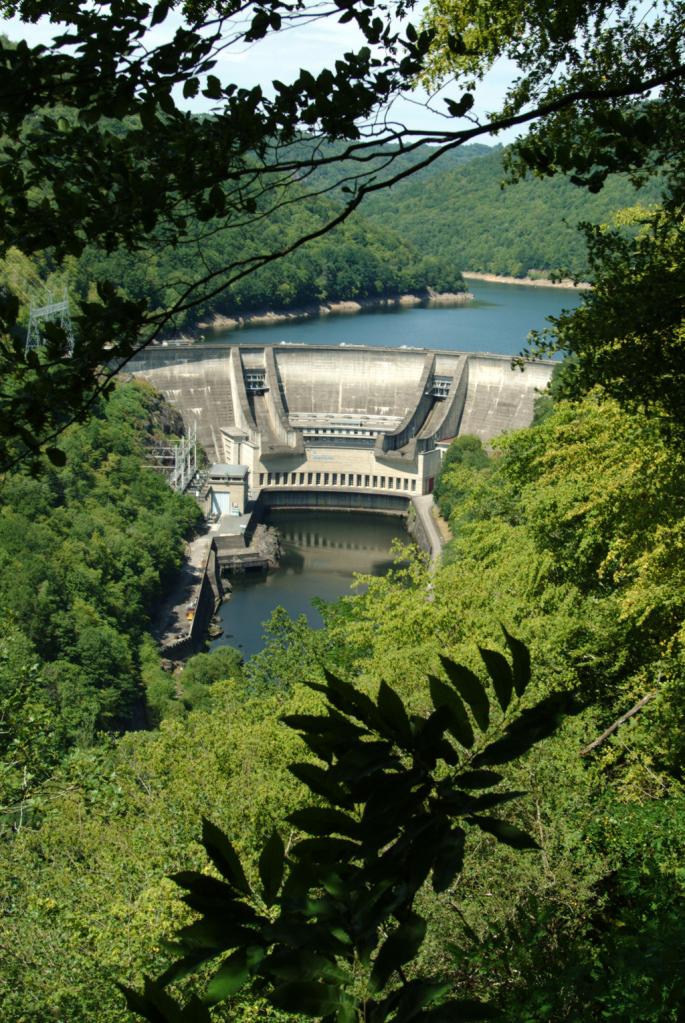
[201,819,251,895]
[204,948,250,1005]
[502,627,531,696]
[270,980,342,1016]
[439,657,490,731]
[467,815,539,849]
[478,648,513,712]
[370,912,427,992]
[259,830,285,906]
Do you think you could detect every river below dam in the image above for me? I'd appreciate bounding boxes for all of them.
[210,510,407,659]
[210,278,583,354]
[206,280,582,659]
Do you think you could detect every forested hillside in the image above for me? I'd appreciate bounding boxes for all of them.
[0,382,201,830]
[71,190,467,335]
[68,143,662,336]
[0,164,471,343]
[3,141,654,346]
[361,146,663,278]
[3,387,685,1021]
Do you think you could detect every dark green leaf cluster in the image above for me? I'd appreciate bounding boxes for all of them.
[0,0,680,474]
[0,3,426,262]
[525,205,685,441]
[121,636,573,1021]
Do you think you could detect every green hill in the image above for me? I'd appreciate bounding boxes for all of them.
[360,145,662,278]
[71,182,470,335]
[68,142,659,331]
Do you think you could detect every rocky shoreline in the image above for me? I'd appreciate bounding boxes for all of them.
[462,271,591,291]
[198,288,473,332]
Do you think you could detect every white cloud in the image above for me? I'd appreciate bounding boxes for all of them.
[2,8,519,140]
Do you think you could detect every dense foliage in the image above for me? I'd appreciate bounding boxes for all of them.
[3,388,685,1021]
[0,381,200,830]
[525,205,685,441]
[362,147,663,278]
[72,195,467,335]
[0,0,681,468]
[122,641,571,1023]
[1,4,684,1021]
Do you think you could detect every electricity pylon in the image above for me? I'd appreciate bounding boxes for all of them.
[146,422,198,493]
[25,286,75,356]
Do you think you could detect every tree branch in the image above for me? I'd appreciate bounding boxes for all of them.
[579,692,656,756]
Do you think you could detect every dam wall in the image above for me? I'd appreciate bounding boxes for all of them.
[376,353,465,460]
[457,356,553,441]
[273,345,425,419]
[130,344,553,496]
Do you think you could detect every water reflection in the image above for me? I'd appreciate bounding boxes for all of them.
[211,510,406,658]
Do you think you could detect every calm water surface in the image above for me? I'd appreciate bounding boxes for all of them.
[211,510,406,659]
[210,279,583,355]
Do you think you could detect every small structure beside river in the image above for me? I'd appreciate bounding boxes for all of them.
[212,511,281,576]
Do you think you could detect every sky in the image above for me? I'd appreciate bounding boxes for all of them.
[2,9,521,143]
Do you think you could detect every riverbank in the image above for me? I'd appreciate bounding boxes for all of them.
[198,288,473,332]
[462,271,591,291]
[150,531,222,661]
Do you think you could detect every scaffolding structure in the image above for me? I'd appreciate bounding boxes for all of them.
[25,286,76,356]
[146,422,198,493]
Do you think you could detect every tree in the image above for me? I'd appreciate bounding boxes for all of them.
[0,619,60,835]
[179,646,244,709]
[121,637,577,1021]
[0,0,682,468]
[0,380,203,806]
[524,206,685,439]
[433,436,490,522]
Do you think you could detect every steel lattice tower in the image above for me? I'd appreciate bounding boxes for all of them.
[25,286,75,357]
[145,422,198,493]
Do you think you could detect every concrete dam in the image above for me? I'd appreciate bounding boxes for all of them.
[131,343,553,505]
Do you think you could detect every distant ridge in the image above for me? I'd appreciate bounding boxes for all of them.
[360,145,661,279]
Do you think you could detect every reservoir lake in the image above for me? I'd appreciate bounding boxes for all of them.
[209,280,584,659]
[210,278,583,355]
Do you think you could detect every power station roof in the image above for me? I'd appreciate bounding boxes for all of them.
[209,463,248,478]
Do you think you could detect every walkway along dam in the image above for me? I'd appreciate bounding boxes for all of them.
[131,343,553,508]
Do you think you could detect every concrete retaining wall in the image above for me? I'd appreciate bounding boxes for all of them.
[230,348,259,442]
[406,504,430,557]
[377,352,434,458]
[264,346,300,448]
[420,356,469,446]
[406,496,443,563]
[260,488,410,514]
[161,545,221,659]
[126,344,231,371]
